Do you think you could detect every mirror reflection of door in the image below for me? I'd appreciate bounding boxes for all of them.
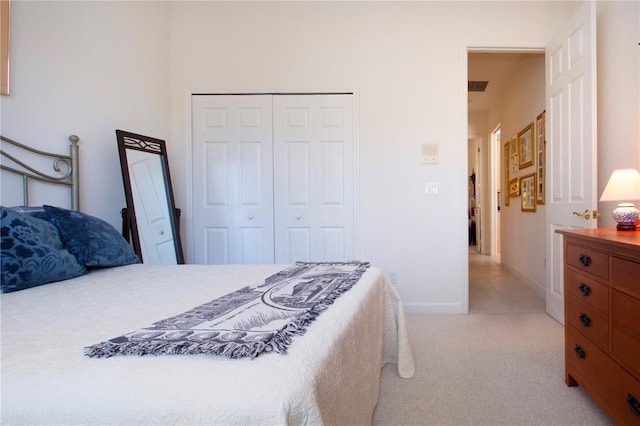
[116,129,184,265]
[126,149,177,264]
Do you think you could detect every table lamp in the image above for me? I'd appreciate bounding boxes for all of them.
[599,168,640,231]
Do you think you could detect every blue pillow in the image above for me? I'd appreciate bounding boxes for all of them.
[6,205,46,216]
[41,205,139,268]
[1,206,86,293]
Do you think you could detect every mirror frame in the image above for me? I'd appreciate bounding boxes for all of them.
[116,130,184,264]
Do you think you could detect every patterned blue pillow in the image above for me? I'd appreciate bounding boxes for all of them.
[1,207,86,293]
[41,205,139,267]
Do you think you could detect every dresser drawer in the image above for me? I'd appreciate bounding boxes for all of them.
[612,256,640,297]
[567,243,609,280]
[566,295,609,351]
[567,325,640,424]
[612,290,640,377]
[565,269,609,315]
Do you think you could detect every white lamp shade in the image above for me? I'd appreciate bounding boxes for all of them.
[600,169,640,202]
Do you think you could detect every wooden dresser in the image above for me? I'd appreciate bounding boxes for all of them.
[557,229,640,424]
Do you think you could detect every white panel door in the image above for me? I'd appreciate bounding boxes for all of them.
[127,149,177,264]
[273,94,355,263]
[545,1,597,324]
[191,95,274,264]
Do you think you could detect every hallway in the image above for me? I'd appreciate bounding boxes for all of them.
[469,249,546,314]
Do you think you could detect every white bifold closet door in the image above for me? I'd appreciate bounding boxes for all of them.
[191,95,274,264]
[191,93,355,265]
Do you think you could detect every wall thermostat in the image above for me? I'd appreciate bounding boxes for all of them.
[422,143,439,164]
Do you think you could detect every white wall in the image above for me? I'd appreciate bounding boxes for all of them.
[596,1,640,227]
[4,1,636,315]
[0,1,170,226]
[169,1,557,314]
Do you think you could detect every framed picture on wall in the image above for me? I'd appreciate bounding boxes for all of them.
[518,122,534,169]
[508,177,520,198]
[510,135,518,174]
[1,0,9,95]
[520,173,536,212]
[504,141,510,206]
[536,111,546,204]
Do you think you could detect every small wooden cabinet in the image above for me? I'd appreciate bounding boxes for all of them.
[557,229,640,424]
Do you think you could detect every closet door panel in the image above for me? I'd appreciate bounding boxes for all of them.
[192,95,274,264]
[204,228,229,264]
[204,142,229,206]
[321,141,344,205]
[285,227,311,263]
[274,94,354,263]
[285,142,310,207]
[321,227,345,260]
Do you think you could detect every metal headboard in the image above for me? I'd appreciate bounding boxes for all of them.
[0,135,80,210]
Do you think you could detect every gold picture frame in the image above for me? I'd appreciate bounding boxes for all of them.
[508,177,520,198]
[0,0,9,95]
[536,111,546,204]
[520,172,537,212]
[504,141,510,206]
[518,122,534,169]
[510,135,518,174]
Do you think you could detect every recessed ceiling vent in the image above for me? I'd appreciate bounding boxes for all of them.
[468,81,489,92]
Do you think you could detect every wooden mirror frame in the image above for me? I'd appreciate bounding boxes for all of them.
[116,130,184,264]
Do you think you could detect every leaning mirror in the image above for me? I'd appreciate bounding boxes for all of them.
[116,130,184,264]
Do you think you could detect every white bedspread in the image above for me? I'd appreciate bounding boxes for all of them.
[1,264,414,425]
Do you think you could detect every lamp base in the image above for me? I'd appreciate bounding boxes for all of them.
[613,203,639,231]
[616,223,640,231]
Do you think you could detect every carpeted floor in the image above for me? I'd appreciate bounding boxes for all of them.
[373,313,613,425]
[372,251,614,426]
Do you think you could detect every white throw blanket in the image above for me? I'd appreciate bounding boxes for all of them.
[84,262,370,359]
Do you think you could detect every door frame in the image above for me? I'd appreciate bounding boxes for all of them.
[490,124,501,257]
[183,90,361,264]
[466,47,545,312]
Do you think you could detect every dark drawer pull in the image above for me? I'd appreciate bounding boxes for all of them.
[579,313,591,327]
[627,393,640,416]
[574,344,586,359]
[579,254,592,267]
[578,283,591,296]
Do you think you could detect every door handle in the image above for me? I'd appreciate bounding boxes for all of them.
[572,209,591,220]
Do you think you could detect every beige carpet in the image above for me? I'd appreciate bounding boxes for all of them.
[373,313,614,426]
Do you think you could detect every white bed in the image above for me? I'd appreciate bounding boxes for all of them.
[1,263,414,425]
[0,134,414,424]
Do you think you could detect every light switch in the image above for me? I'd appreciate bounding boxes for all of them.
[425,182,439,195]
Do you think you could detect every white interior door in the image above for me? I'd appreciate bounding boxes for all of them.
[273,94,355,263]
[545,1,597,324]
[127,149,177,264]
[191,95,274,264]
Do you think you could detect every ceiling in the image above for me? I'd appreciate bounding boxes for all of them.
[468,52,541,112]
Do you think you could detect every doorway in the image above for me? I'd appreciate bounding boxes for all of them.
[467,50,545,312]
